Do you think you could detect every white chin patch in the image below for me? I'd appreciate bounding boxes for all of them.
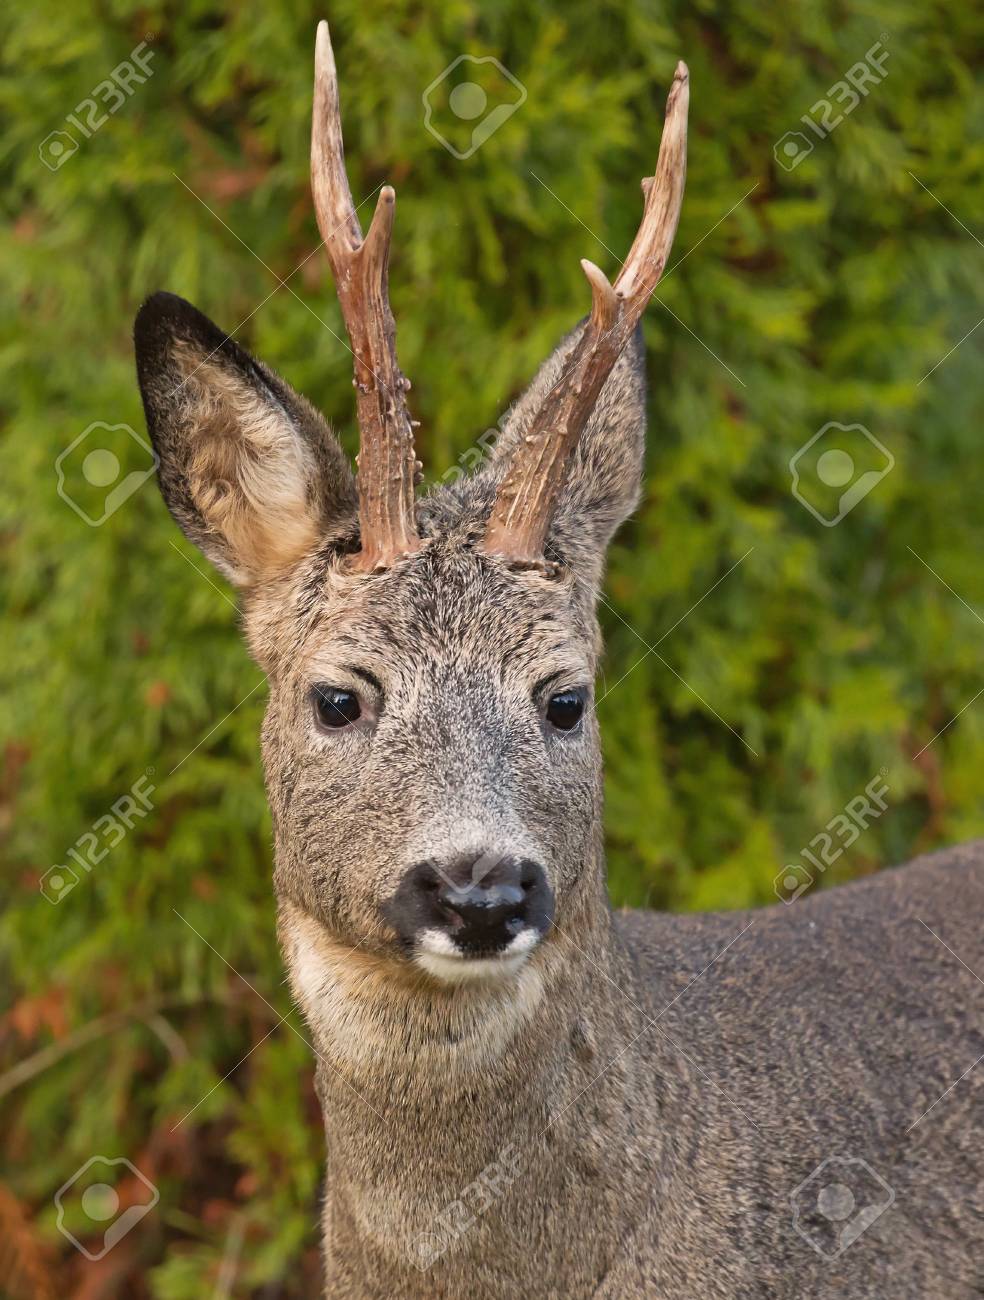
[415,927,541,984]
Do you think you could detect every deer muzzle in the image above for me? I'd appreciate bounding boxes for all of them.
[382,853,555,983]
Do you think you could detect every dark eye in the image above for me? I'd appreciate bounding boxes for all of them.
[546,690,585,732]
[313,685,361,729]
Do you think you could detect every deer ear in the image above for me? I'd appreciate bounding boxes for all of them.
[134,292,357,587]
[486,321,646,566]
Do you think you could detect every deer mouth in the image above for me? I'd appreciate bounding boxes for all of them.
[413,925,543,984]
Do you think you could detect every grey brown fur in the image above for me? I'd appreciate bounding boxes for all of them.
[134,38,982,1300]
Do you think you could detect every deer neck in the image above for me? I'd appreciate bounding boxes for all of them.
[282,872,626,1095]
[279,871,662,1283]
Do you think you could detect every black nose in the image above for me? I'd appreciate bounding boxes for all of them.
[383,854,554,957]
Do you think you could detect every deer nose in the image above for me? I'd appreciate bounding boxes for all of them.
[383,854,554,963]
[435,861,528,950]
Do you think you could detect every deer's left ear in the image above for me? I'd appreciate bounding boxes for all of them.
[486,322,647,562]
[134,291,357,587]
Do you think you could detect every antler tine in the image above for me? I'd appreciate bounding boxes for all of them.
[312,20,421,572]
[580,259,619,332]
[482,62,689,567]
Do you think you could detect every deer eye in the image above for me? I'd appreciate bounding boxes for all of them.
[313,685,361,729]
[545,690,585,732]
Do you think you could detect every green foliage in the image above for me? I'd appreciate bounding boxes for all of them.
[2,0,983,1291]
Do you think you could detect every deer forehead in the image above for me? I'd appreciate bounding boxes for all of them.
[260,546,598,686]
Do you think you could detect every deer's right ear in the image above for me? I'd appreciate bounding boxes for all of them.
[134,292,357,587]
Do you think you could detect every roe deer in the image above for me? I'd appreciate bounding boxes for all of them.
[135,20,983,1298]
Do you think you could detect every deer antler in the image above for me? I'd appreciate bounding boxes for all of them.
[312,20,421,572]
[482,62,690,567]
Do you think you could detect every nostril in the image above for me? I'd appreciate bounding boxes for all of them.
[439,903,465,930]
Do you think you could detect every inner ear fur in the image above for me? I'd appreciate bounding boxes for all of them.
[135,292,357,587]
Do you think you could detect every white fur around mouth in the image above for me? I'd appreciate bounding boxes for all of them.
[415,927,541,983]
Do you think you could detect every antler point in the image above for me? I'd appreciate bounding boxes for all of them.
[485,56,688,563]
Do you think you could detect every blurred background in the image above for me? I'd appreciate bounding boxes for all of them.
[2,0,983,1293]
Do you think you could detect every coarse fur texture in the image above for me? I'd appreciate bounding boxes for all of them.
[135,286,984,1297]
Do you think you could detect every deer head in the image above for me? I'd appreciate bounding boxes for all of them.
[135,21,687,988]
